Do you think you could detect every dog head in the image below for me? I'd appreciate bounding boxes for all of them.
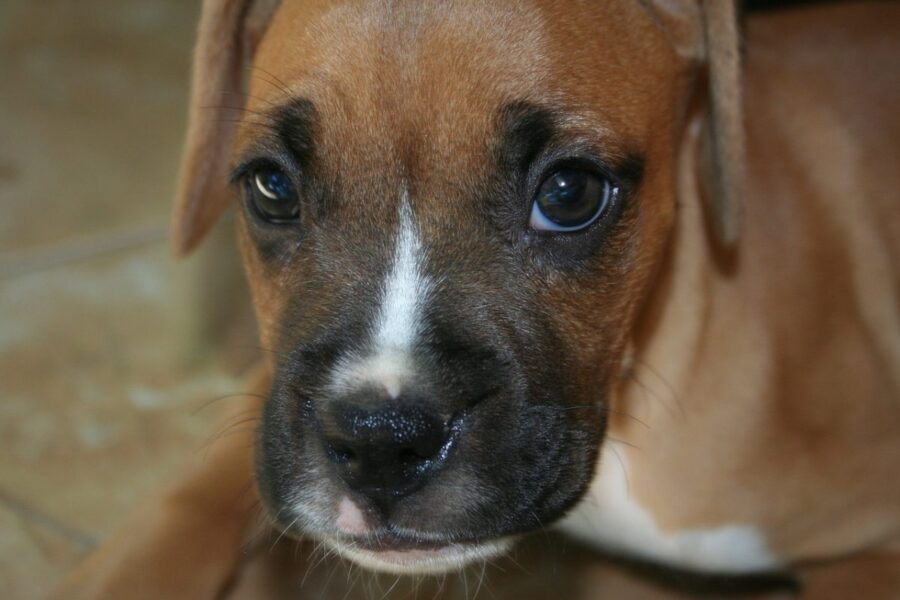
[173,0,742,574]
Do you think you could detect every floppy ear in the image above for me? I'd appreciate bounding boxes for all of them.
[698,0,744,246]
[172,0,280,256]
[642,0,744,245]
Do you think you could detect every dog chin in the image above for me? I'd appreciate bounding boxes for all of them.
[328,538,513,575]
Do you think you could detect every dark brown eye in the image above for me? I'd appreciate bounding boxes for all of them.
[529,169,615,232]
[247,167,300,223]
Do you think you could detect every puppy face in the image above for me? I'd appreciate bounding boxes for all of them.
[231,0,691,573]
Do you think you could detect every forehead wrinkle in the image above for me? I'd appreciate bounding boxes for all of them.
[269,97,319,161]
[248,0,564,200]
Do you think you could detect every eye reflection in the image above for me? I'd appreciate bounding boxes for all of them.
[529,169,614,232]
[247,167,300,222]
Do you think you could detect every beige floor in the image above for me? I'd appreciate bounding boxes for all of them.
[0,1,258,598]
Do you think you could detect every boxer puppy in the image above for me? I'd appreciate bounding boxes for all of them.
[173,0,746,576]
[57,0,900,598]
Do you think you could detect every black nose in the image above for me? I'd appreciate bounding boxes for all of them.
[318,400,453,510]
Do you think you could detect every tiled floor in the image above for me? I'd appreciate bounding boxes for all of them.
[0,2,256,597]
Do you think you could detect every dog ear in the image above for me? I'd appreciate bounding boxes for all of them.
[698,0,744,246]
[641,0,744,246]
[171,0,280,257]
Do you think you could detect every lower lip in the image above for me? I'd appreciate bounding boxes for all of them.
[331,539,512,574]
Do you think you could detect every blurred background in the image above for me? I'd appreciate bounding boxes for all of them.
[0,1,259,597]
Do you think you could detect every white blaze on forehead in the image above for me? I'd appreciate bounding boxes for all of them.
[374,199,430,352]
[329,197,430,398]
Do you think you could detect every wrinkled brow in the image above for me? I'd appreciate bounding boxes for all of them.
[494,100,559,172]
[269,97,319,162]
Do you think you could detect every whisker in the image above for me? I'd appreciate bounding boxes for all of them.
[341,563,360,599]
[244,64,293,97]
[216,413,262,432]
[299,540,321,588]
[215,89,279,107]
[525,403,649,429]
[380,573,402,600]
[461,564,469,600]
[200,416,260,454]
[269,512,302,554]
[468,560,487,600]
[321,548,345,596]
[199,105,272,119]
[504,550,529,575]
[601,405,650,429]
[202,429,258,449]
[239,503,273,553]
[606,443,631,498]
[633,358,685,417]
[191,391,265,415]
[226,343,292,360]
[210,117,274,130]
[606,435,641,451]
[626,371,678,418]
[302,540,334,588]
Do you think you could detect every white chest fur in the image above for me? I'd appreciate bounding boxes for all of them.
[555,442,781,574]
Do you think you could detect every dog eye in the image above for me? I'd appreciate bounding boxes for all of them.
[247,167,300,223]
[529,169,615,232]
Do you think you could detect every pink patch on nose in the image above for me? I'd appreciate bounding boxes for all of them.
[336,497,368,535]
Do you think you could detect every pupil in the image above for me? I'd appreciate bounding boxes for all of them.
[548,172,586,206]
[258,170,292,200]
[251,168,299,221]
[538,170,601,227]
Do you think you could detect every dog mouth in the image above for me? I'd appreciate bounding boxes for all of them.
[328,533,512,574]
[340,531,456,552]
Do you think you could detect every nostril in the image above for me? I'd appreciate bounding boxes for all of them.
[398,447,419,462]
[396,442,443,468]
[318,400,462,503]
[409,425,447,459]
[397,447,423,469]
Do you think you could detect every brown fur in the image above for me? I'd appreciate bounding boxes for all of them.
[618,4,900,564]
[56,1,900,598]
